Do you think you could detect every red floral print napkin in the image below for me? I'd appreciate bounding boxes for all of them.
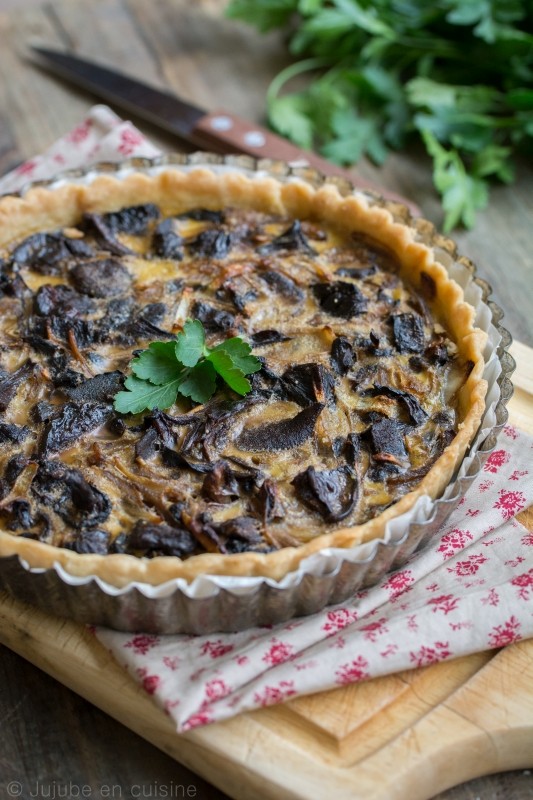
[1,109,532,732]
[95,425,533,730]
[0,105,159,194]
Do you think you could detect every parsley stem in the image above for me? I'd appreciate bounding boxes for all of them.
[266,57,333,106]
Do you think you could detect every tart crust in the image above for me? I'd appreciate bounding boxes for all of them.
[0,167,487,587]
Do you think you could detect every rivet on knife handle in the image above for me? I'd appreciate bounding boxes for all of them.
[193,110,419,213]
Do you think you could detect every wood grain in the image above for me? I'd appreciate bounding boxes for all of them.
[0,1,532,799]
[0,596,532,800]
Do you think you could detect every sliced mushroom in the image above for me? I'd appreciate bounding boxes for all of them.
[81,213,133,256]
[31,460,111,530]
[292,465,358,522]
[34,284,95,317]
[371,385,428,425]
[188,229,233,259]
[258,220,316,256]
[70,259,132,298]
[0,361,36,412]
[238,403,323,452]
[126,520,197,557]
[365,416,408,461]
[281,363,336,407]
[202,461,240,504]
[103,203,160,235]
[330,336,355,375]
[65,372,125,404]
[313,281,367,318]
[40,402,113,454]
[152,218,184,259]
[391,313,425,353]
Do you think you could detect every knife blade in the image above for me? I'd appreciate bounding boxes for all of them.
[31,46,417,208]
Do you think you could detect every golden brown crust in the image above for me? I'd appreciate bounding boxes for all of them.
[0,167,487,586]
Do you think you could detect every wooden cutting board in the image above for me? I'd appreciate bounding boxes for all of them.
[0,340,531,800]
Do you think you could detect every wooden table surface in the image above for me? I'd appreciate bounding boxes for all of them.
[0,1,531,799]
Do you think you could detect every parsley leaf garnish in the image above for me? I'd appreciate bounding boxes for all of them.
[130,341,183,385]
[113,319,261,414]
[174,318,205,366]
[177,360,218,404]
[114,376,184,415]
[226,0,533,230]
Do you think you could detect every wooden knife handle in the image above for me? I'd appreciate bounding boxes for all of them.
[192,110,419,212]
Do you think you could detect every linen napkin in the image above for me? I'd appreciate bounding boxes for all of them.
[2,108,532,733]
[0,105,160,194]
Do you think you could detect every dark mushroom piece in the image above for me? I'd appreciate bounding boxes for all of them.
[250,330,291,347]
[424,337,450,366]
[31,460,111,530]
[40,401,113,455]
[138,303,168,326]
[202,461,240,504]
[252,479,285,522]
[65,372,125,404]
[152,218,184,260]
[238,402,324,452]
[34,284,95,317]
[330,336,355,376]
[0,271,32,300]
[218,516,267,554]
[1,500,50,538]
[188,229,233,259]
[313,281,367,318]
[365,416,408,462]
[217,278,258,313]
[0,361,36,412]
[191,301,236,333]
[0,423,30,444]
[2,454,30,491]
[70,259,132,298]
[103,203,160,235]
[126,521,197,558]
[281,363,336,407]
[40,315,98,349]
[257,220,316,256]
[64,529,111,555]
[99,297,135,335]
[292,465,358,522]
[261,270,304,301]
[80,213,133,256]
[126,313,176,342]
[162,447,212,474]
[371,385,428,426]
[9,232,94,274]
[135,428,162,461]
[391,313,425,354]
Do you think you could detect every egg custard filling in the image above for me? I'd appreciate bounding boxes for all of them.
[0,169,486,585]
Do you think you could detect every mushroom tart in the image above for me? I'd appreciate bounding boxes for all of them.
[0,166,487,586]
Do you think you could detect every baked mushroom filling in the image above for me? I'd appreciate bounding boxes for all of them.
[0,203,469,558]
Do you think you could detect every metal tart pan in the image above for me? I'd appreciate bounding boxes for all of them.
[0,154,515,634]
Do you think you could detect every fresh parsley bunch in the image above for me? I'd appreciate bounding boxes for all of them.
[114,319,261,414]
[226,0,533,231]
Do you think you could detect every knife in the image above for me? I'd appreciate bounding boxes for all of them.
[31,46,416,209]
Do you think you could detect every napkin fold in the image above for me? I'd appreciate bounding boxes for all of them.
[1,108,531,733]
